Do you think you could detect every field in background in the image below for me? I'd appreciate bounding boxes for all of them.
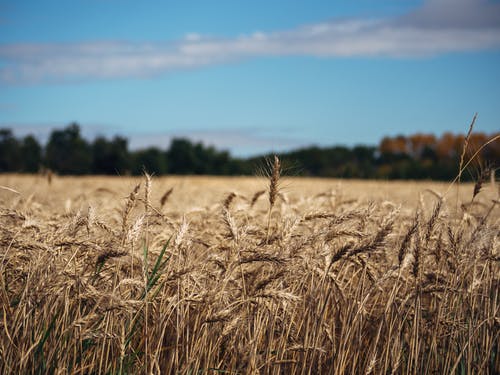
[1,174,499,374]
[0,174,480,211]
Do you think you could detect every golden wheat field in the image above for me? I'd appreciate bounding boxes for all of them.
[0,172,499,374]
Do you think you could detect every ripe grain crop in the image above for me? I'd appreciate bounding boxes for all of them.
[0,171,498,374]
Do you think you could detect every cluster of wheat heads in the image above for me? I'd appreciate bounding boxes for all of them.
[0,169,498,374]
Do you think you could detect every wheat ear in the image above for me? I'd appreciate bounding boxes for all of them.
[267,155,281,242]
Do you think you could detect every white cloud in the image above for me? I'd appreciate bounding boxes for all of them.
[1,0,500,84]
[128,128,311,156]
[0,102,17,112]
[184,33,202,42]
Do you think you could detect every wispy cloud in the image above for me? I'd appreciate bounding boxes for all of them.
[0,102,18,112]
[1,0,500,84]
[128,128,313,156]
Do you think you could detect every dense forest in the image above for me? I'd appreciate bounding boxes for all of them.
[0,123,498,180]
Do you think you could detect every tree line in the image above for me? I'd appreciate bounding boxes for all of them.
[0,123,498,180]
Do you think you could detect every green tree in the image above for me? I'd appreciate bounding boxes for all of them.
[131,147,167,175]
[0,128,21,172]
[92,136,130,175]
[45,123,92,174]
[167,138,198,174]
[20,135,42,172]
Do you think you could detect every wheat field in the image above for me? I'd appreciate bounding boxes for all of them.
[0,172,499,374]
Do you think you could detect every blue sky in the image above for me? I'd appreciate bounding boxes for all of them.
[0,0,499,156]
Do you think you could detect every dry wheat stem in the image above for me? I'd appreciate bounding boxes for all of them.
[0,172,498,374]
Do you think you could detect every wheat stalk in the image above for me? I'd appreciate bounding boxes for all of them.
[267,155,281,243]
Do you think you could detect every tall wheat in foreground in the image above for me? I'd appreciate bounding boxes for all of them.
[0,171,498,374]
